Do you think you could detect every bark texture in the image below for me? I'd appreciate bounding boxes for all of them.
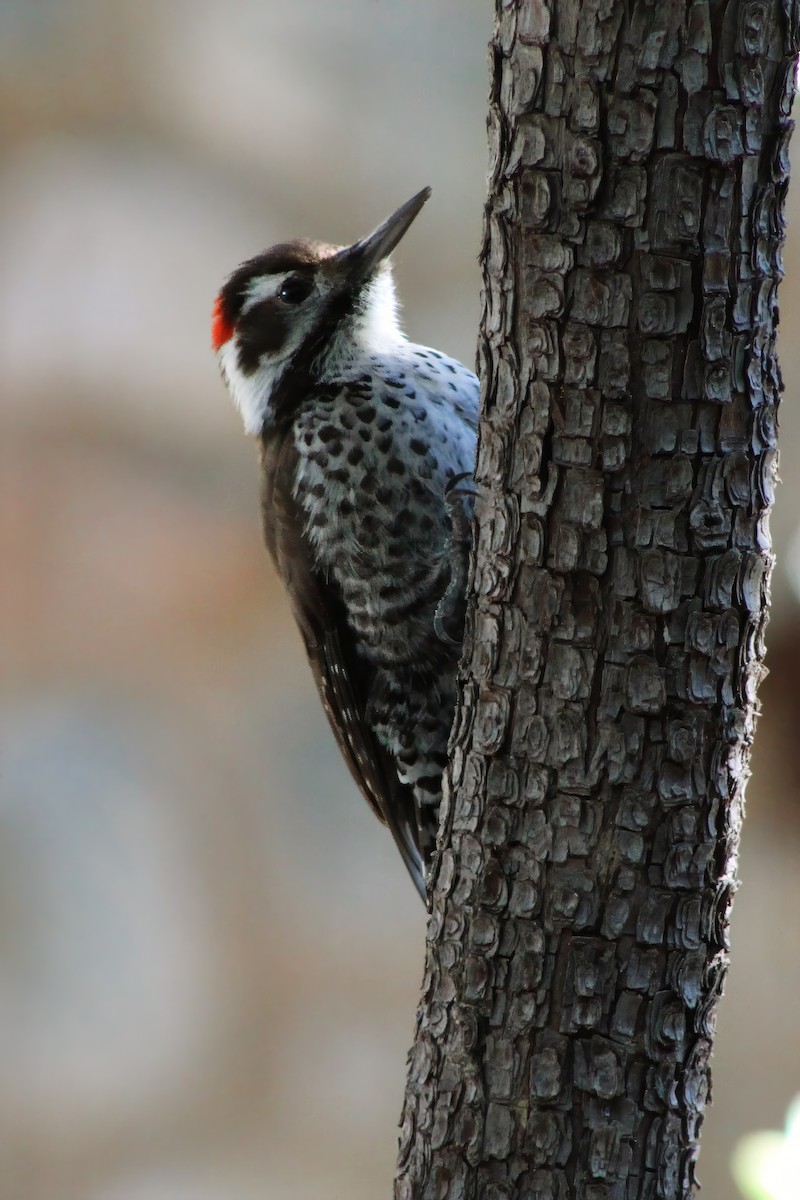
[396,2,799,1197]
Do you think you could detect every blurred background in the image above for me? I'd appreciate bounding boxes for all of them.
[1,3,799,1198]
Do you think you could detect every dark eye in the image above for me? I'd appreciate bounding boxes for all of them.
[278,274,313,304]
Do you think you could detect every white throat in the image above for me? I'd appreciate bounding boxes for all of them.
[319,266,406,383]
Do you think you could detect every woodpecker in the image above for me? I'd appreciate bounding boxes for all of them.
[212,188,478,901]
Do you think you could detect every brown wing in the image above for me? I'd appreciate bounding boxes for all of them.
[259,429,426,901]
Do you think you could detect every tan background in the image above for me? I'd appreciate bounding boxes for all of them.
[2,4,799,1197]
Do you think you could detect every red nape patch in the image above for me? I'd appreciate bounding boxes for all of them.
[211,294,234,350]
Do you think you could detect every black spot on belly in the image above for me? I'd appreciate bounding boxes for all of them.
[387,457,405,475]
[379,579,405,599]
[388,510,413,536]
[358,515,380,548]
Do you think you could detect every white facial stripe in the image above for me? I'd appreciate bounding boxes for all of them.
[240,274,292,315]
[219,336,284,435]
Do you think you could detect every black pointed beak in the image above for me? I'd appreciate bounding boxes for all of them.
[331,187,431,283]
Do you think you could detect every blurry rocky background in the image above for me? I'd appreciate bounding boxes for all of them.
[2,3,799,1198]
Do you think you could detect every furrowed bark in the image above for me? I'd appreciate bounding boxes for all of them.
[396,1,799,1197]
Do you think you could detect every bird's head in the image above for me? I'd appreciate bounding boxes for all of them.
[212,187,431,435]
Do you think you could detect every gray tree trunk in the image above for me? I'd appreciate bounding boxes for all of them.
[395,2,799,1197]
